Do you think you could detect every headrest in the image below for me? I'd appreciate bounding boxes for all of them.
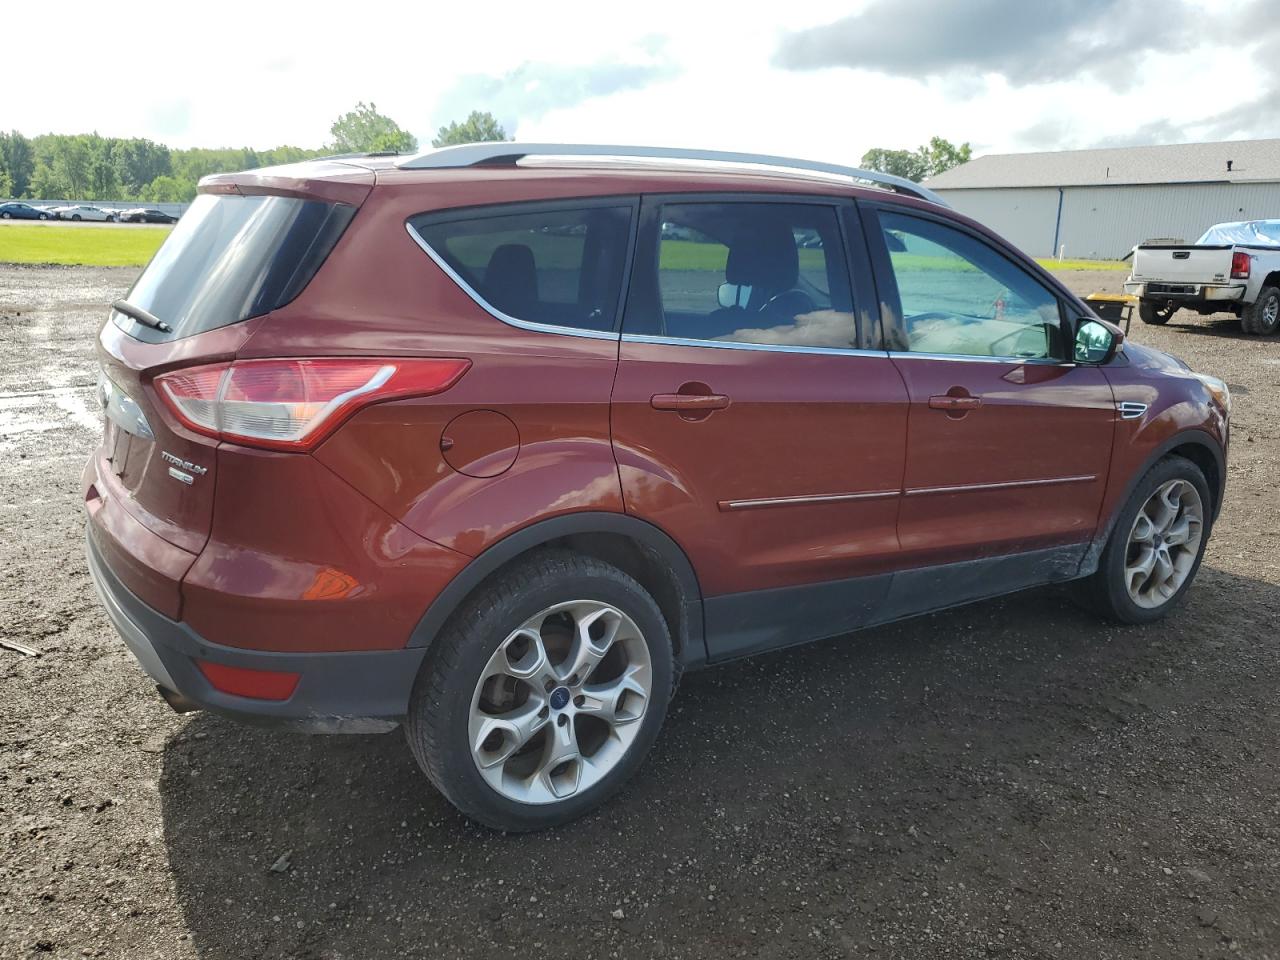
[725,225,799,293]
[484,243,538,315]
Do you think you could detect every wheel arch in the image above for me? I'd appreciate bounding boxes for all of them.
[407,512,707,668]
[1081,429,1226,576]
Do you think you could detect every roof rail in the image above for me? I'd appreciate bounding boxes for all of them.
[396,142,948,207]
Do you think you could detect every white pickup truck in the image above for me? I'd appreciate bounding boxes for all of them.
[1125,220,1280,335]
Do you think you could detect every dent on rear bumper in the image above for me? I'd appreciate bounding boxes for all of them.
[86,530,425,733]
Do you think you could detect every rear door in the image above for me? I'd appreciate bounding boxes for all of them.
[611,194,908,659]
[861,204,1115,584]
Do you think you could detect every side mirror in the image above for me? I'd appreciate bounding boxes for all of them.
[884,231,908,253]
[1074,318,1124,363]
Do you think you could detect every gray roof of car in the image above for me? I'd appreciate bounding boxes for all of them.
[926,138,1280,189]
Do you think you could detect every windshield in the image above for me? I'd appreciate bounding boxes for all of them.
[114,193,355,343]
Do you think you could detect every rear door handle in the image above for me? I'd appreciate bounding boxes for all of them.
[928,395,982,411]
[651,393,731,412]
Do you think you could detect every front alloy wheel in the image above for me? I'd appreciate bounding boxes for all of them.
[1074,454,1212,623]
[1123,479,1204,609]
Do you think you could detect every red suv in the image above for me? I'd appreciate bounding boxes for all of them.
[85,144,1230,831]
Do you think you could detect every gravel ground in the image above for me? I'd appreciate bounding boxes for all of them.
[1,264,1278,960]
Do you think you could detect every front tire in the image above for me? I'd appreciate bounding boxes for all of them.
[405,551,674,831]
[1138,299,1175,325]
[1241,285,1280,336]
[1074,455,1211,624]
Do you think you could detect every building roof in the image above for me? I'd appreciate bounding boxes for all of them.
[926,138,1280,190]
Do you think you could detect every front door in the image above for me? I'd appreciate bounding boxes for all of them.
[862,206,1116,579]
[610,196,908,659]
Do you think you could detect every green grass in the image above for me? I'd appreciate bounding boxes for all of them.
[0,223,1131,274]
[0,224,170,267]
[1036,257,1129,272]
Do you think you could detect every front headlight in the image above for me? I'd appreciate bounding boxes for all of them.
[1192,372,1231,415]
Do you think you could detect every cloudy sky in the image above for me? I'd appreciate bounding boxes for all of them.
[9,0,1278,160]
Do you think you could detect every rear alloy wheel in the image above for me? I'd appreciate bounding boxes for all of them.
[1138,299,1176,325]
[405,551,673,831]
[469,600,653,805]
[1242,285,1280,336]
[1074,455,1211,623]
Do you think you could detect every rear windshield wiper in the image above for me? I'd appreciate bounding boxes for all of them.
[112,299,172,333]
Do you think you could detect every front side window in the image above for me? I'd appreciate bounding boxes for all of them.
[877,211,1064,360]
[411,204,633,332]
[654,202,856,349]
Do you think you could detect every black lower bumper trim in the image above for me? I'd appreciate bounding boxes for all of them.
[86,528,426,733]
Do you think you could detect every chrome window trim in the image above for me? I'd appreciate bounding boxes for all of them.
[403,222,620,342]
[621,332,886,358]
[887,350,1071,366]
[904,474,1098,497]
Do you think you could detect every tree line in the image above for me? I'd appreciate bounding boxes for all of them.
[0,104,510,203]
[0,101,963,201]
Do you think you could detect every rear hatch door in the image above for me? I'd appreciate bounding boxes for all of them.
[95,176,367,552]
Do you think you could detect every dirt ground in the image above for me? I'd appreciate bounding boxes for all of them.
[2,264,1278,960]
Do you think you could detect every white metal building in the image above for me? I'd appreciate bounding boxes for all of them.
[925,139,1280,260]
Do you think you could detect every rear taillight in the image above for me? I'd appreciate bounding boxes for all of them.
[1231,251,1251,279]
[154,357,470,451]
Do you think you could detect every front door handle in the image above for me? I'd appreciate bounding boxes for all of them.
[928,395,982,411]
[651,393,731,412]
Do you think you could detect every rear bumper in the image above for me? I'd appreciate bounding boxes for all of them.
[1124,281,1245,301]
[86,529,425,733]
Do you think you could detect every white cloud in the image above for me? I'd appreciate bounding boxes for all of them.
[4,0,1271,161]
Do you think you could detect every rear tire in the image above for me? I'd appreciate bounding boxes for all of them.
[1138,299,1175,325]
[405,550,674,832]
[38,213,47,220]
[71,214,81,221]
[1241,285,1280,336]
[1073,455,1211,624]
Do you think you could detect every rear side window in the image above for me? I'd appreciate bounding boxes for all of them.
[654,202,856,348]
[114,193,356,343]
[409,204,634,333]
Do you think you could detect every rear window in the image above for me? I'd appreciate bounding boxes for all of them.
[113,193,355,343]
[409,203,634,333]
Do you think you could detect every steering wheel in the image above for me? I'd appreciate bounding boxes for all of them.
[758,288,817,317]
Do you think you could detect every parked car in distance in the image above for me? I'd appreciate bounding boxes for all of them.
[118,207,178,224]
[50,205,117,222]
[1127,219,1280,335]
[85,144,1232,832]
[0,201,51,220]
